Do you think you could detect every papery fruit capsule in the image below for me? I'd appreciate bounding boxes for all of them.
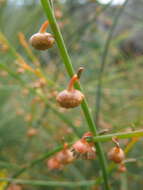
[108,146,125,163]
[72,139,90,155]
[56,68,84,108]
[56,143,74,164]
[71,132,96,160]
[56,89,84,108]
[47,143,74,170]
[29,21,55,50]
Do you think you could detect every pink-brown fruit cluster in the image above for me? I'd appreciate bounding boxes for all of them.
[71,132,96,160]
[29,21,55,50]
[56,73,84,108]
[47,143,74,170]
[108,146,125,163]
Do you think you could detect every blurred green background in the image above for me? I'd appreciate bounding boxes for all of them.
[0,0,143,189]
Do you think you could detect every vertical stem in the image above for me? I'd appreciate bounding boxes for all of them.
[120,173,128,190]
[95,0,129,126]
[40,0,110,189]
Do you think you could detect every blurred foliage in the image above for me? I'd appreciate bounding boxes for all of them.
[0,0,143,190]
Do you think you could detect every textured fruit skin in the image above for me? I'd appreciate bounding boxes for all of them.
[71,132,96,160]
[56,89,84,108]
[29,32,55,50]
[71,139,96,160]
[108,147,125,163]
[72,139,89,154]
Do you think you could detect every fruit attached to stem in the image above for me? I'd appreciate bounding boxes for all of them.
[29,21,55,50]
[108,138,125,163]
[56,67,84,108]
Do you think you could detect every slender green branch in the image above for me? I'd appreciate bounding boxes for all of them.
[0,161,19,170]
[4,144,65,189]
[120,173,128,190]
[0,178,97,187]
[40,1,109,189]
[95,0,129,126]
[68,0,114,48]
[92,130,143,142]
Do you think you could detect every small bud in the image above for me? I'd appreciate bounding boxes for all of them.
[24,114,32,122]
[0,70,8,77]
[108,146,125,163]
[17,67,25,74]
[55,8,63,19]
[16,109,24,116]
[32,78,46,88]
[22,88,29,96]
[118,163,127,173]
[29,21,55,50]
[27,128,38,137]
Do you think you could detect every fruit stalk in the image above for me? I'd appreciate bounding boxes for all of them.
[39,21,49,33]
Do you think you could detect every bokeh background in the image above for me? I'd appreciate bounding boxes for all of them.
[0,0,143,189]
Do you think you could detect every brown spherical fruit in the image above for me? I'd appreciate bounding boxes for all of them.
[56,89,84,108]
[108,147,125,163]
[29,32,55,50]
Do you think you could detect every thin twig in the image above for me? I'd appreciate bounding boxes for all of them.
[0,178,97,188]
[95,0,129,127]
[92,130,143,142]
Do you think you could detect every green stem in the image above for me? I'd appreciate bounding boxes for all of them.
[120,173,128,190]
[0,178,97,187]
[95,0,129,126]
[4,144,65,189]
[92,130,143,142]
[40,0,109,189]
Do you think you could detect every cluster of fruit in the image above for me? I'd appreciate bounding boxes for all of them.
[29,21,126,172]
